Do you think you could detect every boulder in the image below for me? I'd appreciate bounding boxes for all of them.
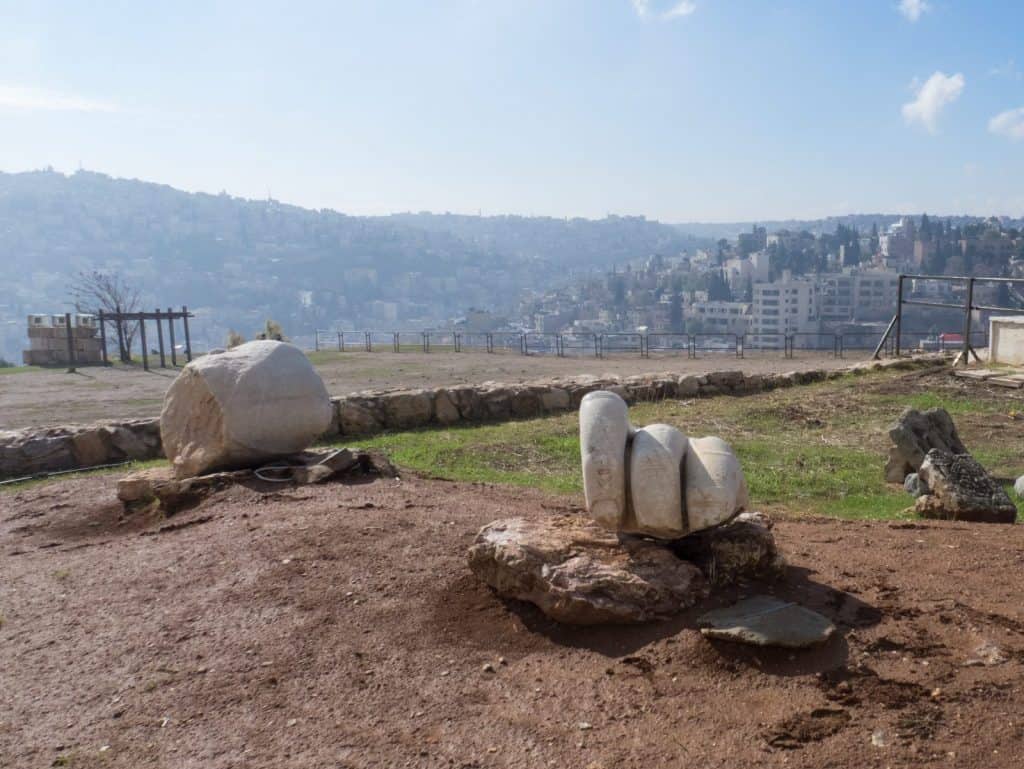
[671,511,785,586]
[468,516,707,625]
[885,407,967,483]
[915,449,1017,523]
[1016,475,1024,499]
[160,340,333,478]
[685,436,750,532]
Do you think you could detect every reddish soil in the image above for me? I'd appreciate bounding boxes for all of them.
[2,474,1023,768]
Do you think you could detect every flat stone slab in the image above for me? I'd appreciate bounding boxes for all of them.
[987,375,1024,389]
[952,370,997,381]
[698,596,836,648]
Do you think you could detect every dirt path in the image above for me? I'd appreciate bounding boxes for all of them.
[0,350,853,430]
[2,473,1022,768]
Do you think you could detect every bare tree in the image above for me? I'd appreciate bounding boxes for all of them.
[70,271,141,362]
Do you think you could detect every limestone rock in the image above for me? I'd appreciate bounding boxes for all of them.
[1016,475,1024,499]
[672,511,785,585]
[468,516,707,625]
[380,389,434,429]
[698,596,835,648]
[915,449,1017,523]
[160,340,333,478]
[885,407,967,483]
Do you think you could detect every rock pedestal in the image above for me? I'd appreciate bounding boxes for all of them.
[915,449,1017,523]
[885,407,966,483]
[468,513,784,625]
[160,341,333,478]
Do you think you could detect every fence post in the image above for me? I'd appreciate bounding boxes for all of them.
[167,307,177,366]
[894,275,904,356]
[139,315,149,371]
[314,330,320,352]
[338,332,343,352]
[64,312,76,373]
[961,277,975,367]
[182,306,193,362]
[155,309,166,367]
[98,310,109,366]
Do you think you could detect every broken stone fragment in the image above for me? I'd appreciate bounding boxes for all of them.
[698,596,835,648]
[160,340,333,478]
[915,449,1017,523]
[671,511,785,586]
[467,516,708,625]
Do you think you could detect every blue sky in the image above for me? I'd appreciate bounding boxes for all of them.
[1,0,1022,221]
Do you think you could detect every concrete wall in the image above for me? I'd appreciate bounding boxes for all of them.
[0,356,945,480]
[989,316,1024,366]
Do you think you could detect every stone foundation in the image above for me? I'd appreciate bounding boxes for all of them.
[0,355,946,480]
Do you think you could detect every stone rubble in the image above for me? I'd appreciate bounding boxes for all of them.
[914,448,1017,523]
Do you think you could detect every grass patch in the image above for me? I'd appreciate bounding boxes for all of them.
[0,365,43,375]
[352,368,1024,521]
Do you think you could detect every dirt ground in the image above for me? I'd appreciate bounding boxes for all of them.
[0,350,852,430]
[2,473,1022,768]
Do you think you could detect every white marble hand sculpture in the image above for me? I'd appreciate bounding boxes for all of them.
[579,390,748,538]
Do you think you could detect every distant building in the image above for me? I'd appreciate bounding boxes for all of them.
[23,314,103,366]
[750,273,820,344]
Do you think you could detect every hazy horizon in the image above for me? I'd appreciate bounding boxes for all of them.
[2,1,1023,221]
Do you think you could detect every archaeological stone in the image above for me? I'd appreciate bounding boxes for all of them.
[685,436,750,532]
[915,449,1017,523]
[671,511,785,586]
[160,340,333,478]
[629,424,689,538]
[467,516,708,624]
[884,407,967,483]
[579,390,632,529]
[1015,475,1024,499]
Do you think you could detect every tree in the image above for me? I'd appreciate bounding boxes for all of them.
[669,292,683,333]
[226,330,245,348]
[257,319,286,341]
[69,270,140,362]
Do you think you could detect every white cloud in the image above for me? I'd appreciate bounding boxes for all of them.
[901,71,964,132]
[988,108,1024,141]
[898,0,930,22]
[0,84,118,113]
[631,0,697,21]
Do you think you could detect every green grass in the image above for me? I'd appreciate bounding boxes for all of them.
[349,369,1024,521]
[0,365,43,375]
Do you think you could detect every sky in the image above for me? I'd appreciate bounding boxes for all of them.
[1,0,1022,222]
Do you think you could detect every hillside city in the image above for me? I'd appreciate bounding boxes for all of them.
[3,171,1024,362]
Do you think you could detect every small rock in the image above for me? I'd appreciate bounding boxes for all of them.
[482,663,496,674]
[916,449,1017,523]
[1015,475,1024,498]
[698,595,835,649]
[871,729,889,748]
[578,722,593,731]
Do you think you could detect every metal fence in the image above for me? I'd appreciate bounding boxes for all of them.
[313,329,921,359]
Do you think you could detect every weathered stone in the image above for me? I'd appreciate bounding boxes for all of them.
[903,472,929,497]
[671,511,785,585]
[539,386,571,412]
[468,516,707,625]
[698,596,835,648]
[1015,475,1024,499]
[433,390,461,425]
[885,407,966,483]
[336,397,382,435]
[580,390,631,529]
[685,436,750,532]
[379,389,434,429]
[706,370,745,389]
[70,429,110,466]
[915,449,1017,523]
[677,375,701,397]
[160,340,333,478]
[629,424,688,537]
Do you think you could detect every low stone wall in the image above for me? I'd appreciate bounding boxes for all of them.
[0,356,946,480]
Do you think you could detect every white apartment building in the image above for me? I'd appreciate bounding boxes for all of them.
[750,273,820,343]
[688,300,750,335]
[820,269,899,324]
[723,251,771,294]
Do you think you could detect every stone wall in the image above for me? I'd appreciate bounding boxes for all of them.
[0,356,946,480]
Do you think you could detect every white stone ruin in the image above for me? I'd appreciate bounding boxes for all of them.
[580,390,748,537]
[160,340,333,478]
